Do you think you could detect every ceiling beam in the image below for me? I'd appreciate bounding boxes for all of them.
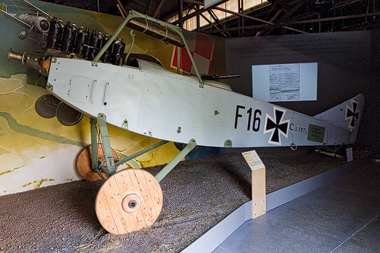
[212,6,307,34]
[255,9,282,36]
[202,23,280,33]
[261,0,305,35]
[113,0,128,17]
[153,0,167,18]
[286,11,380,25]
[213,6,275,25]
[174,0,374,36]
[173,0,230,25]
[330,0,363,10]
[288,0,363,22]
[200,12,229,37]
[201,21,309,34]
[207,9,232,37]
[264,1,279,20]
[178,0,279,28]
[274,0,290,12]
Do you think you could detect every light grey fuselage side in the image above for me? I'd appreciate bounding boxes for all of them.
[47,58,363,148]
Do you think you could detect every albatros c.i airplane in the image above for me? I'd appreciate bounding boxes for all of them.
[8,10,364,235]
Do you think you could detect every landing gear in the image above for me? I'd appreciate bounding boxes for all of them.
[79,113,196,234]
[76,144,118,181]
[315,144,345,159]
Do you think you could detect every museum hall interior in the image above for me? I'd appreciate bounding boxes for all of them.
[0,0,379,252]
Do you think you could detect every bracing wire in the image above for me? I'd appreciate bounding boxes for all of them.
[148,131,159,166]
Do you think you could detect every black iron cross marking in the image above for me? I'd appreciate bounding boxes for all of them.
[345,100,359,129]
[264,107,290,145]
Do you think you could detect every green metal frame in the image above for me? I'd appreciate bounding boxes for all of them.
[97,114,117,176]
[93,10,204,88]
[155,139,197,182]
[90,117,98,171]
[124,30,135,65]
[90,113,189,181]
[114,140,169,167]
[90,117,106,180]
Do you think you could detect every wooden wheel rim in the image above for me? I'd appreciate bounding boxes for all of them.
[76,144,118,181]
[95,169,163,235]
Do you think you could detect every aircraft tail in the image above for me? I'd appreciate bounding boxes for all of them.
[313,93,365,144]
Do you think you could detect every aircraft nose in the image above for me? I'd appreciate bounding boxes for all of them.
[40,19,50,31]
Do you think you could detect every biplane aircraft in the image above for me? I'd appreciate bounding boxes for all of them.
[0,0,50,47]
[8,10,364,235]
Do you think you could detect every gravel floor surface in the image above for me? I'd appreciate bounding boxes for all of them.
[0,150,349,253]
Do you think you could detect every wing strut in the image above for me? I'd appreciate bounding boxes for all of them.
[90,113,170,178]
[90,113,196,182]
[155,139,197,182]
[94,114,117,176]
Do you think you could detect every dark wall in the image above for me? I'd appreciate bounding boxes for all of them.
[365,30,380,155]
[226,30,378,153]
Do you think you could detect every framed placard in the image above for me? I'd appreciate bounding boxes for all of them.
[307,124,325,143]
[242,150,266,218]
[346,147,353,162]
[242,150,265,171]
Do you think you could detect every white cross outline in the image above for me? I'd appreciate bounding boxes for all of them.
[345,100,359,129]
[263,106,290,145]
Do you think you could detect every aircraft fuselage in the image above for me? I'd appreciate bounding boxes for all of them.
[47,57,361,148]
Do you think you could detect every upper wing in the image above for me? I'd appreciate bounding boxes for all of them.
[0,8,32,29]
[12,0,50,19]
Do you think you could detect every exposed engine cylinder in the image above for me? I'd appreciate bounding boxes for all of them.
[45,17,126,65]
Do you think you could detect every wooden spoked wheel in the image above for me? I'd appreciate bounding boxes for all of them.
[95,169,163,235]
[76,144,118,181]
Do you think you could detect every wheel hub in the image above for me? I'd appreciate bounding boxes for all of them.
[122,193,141,213]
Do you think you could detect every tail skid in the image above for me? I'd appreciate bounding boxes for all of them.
[313,93,365,144]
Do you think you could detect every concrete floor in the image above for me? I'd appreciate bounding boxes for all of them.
[211,161,380,253]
